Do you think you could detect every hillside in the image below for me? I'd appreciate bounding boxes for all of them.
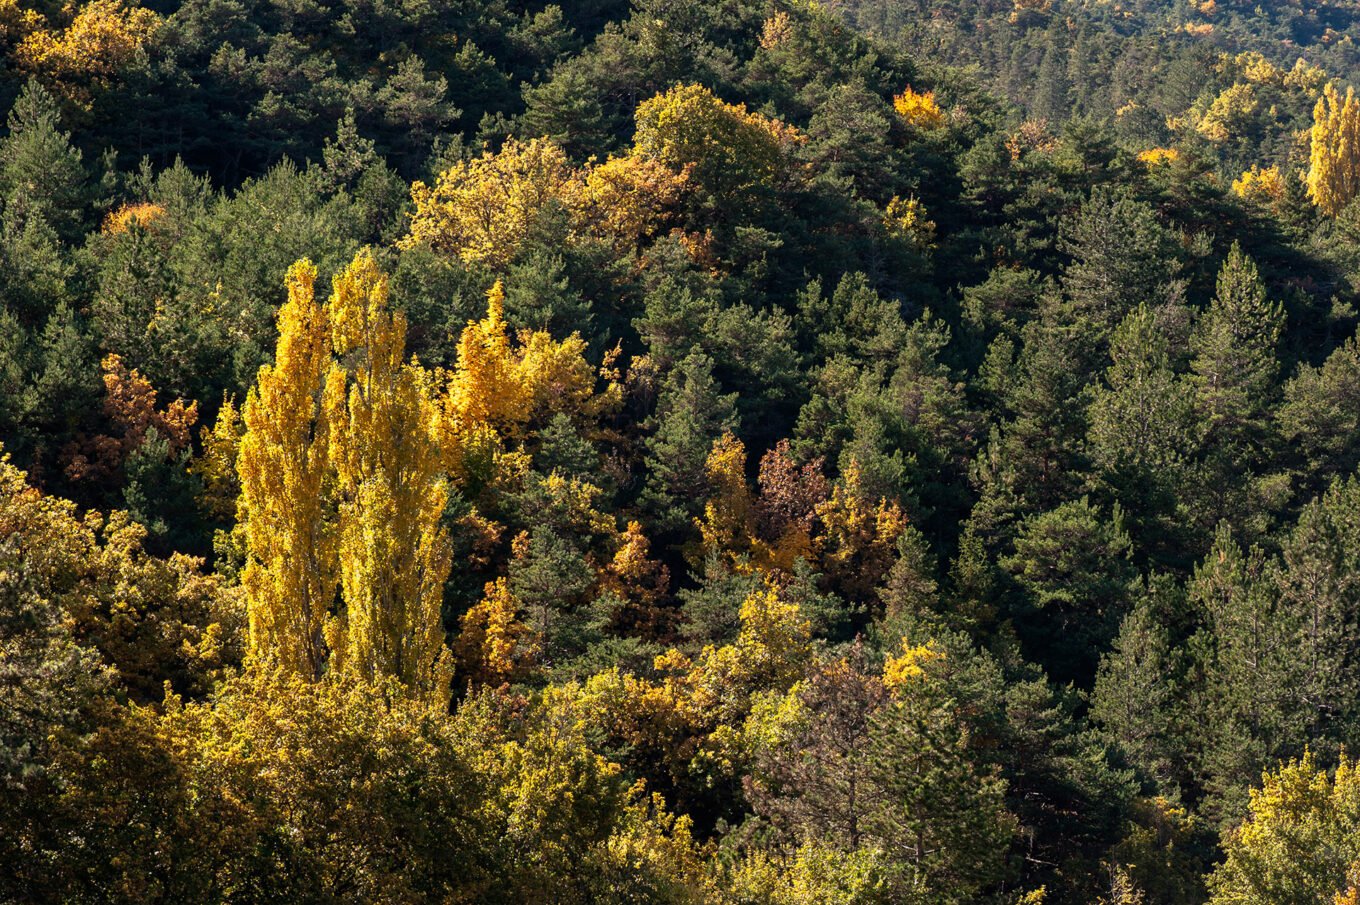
[5,0,1360,902]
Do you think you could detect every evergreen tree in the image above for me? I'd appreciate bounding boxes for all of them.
[641,351,738,535]
[1002,497,1137,686]
[0,81,85,243]
[1058,191,1180,347]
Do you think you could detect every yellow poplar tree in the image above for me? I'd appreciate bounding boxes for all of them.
[444,281,531,434]
[695,431,758,567]
[1307,82,1360,216]
[322,249,453,704]
[238,261,337,680]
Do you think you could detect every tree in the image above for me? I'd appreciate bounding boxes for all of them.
[690,431,750,554]
[1278,334,1360,483]
[747,646,889,852]
[893,86,945,129]
[641,351,739,534]
[1188,525,1300,824]
[1186,245,1284,534]
[1087,304,1196,561]
[1091,576,1188,794]
[1191,245,1283,447]
[0,80,85,244]
[13,0,159,104]
[444,280,532,435]
[632,83,803,201]
[1207,751,1360,904]
[403,137,579,268]
[1058,190,1180,345]
[1088,304,1195,477]
[237,260,337,680]
[815,459,906,603]
[1307,82,1360,216]
[322,249,453,704]
[1002,496,1136,686]
[868,634,1016,903]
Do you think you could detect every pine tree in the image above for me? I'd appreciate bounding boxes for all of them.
[641,351,738,534]
[1187,245,1284,533]
[1058,190,1180,345]
[1091,575,1188,794]
[1087,304,1196,562]
[1188,525,1300,824]
[1002,497,1136,686]
[1273,479,1360,745]
[1191,245,1283,446]
[0,81,85,242]
[1278,334,1360,483]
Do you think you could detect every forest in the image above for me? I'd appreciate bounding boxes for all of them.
[6,0,1360,901]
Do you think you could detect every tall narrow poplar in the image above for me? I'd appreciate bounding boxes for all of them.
[239,260,337,679]
[323,249,453,704]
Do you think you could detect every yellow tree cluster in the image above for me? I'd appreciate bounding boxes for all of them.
[815,460,907,599]
[883,195,937,249]
[1232,164,1286,204]
[1137,147,1180,167]
[554,577,813,791]
[435,280,616,484]
[240,254,621,701]
[695,435,905,595]
[1,449,237,701]
[238,251,451,704]
[631,83,804,194]
[454,577,534,687]
[893,86,946,129]
[403,137,690,268]
[1208,750,1360,903]
[695,433,822,573]
[9,0,159,103]
[1307,83,1360,216]
[1194,83,1257,142]
[403,84,806,266]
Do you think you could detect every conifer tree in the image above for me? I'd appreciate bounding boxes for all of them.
[1191,245,1283,445]
[1187,245,1285,533]
[641,351,738,534]
[1188,525,1299,823]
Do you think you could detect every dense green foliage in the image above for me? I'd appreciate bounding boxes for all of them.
[6,0,1360,901]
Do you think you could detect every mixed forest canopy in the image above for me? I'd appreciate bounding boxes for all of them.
[8,0,1360,901]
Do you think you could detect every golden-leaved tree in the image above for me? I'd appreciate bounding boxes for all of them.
[402,135,691,268]
[632,83,803,200]
[11,0,159,103]
[322,249,453,702]
[1307,82,1360,216]
[238,251,453,703]
[435,279,617,485]
[238,260,336,681]
[403,137,580,268]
